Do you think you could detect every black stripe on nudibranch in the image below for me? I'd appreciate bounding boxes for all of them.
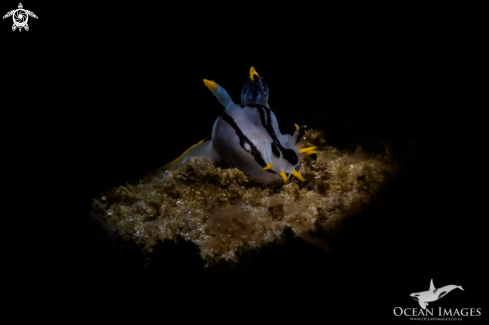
[256,105,267,128]
[248,104,299,165]
[271,142,280,158]
[220,111,269,169]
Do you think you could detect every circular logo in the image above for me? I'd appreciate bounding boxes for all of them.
[13,9,28,27]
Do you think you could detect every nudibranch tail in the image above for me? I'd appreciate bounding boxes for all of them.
[160,136,220,170]
[161,137,208,169]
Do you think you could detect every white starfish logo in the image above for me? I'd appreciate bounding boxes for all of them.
[3,3,38,32]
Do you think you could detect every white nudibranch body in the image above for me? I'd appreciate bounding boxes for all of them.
[162,67,317,184]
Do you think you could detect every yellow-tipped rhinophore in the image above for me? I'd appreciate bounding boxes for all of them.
[250,66,259,80]
[263,163,273,170]
[279,171,288,182]
[294,124,300,134]
[300,146,317,153]
[203,79,218,92]
[302,150,318,158]
[291,169,305,182]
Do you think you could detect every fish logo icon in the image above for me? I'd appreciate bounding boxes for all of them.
[3,3,38,32]
[410,279,464,309]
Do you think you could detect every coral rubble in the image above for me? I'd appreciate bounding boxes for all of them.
[91,129,398,264]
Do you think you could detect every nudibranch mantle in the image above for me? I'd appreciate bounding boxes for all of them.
[163,67,317,184]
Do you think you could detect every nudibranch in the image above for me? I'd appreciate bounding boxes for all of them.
[162,67,317,185]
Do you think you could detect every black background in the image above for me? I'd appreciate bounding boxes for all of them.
[2,2,484,322]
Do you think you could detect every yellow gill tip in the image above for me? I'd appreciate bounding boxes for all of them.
[250,66,259,80]
[294,124,300,134]
[291,169,305,182]
[263,163,273,170]
[203,79,218,92]
[279,171,288,182]
[299,146,317,153]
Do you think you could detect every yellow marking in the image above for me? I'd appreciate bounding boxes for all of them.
[279,171,288,182]
[250,66,259,80]
[300,146,317,153]
[294,124,300,134]
[203,79,218,92]
[160,137,209,169]
[291,170,305,182]
[263,163,273,170]
[302,150,318,158]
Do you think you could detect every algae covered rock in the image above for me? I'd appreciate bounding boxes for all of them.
[91,129,399,264]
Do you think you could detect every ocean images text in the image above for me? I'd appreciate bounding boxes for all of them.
[393,307,481,317]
